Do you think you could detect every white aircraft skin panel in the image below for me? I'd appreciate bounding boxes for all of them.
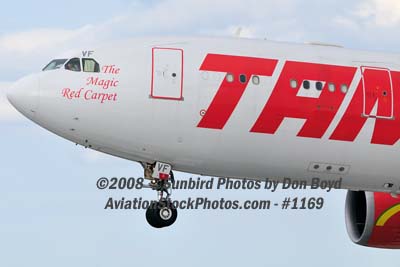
[7,37,400,195]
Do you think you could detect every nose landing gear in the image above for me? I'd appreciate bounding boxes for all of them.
[142,162,178,228]
[145,199,178,228]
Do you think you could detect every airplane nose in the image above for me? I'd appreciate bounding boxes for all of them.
[7,75,40,118]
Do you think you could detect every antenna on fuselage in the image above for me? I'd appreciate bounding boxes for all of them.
[235,27,243,38]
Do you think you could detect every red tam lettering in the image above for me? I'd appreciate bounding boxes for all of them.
[331,69,400,145]
[251,61,357,138]
[198,54,278,129]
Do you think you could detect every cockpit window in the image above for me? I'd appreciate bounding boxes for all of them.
[82,58,100,73]
[42,59,68,71]
[65,58,81,72]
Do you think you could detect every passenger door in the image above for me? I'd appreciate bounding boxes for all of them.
[361,66,393,119]
[150,47,184,101]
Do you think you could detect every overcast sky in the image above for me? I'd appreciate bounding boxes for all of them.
[1,1,400,266]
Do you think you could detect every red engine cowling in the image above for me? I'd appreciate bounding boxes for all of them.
[346,191,400,249]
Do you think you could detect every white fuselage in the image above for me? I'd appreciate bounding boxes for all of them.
[8,37,400,194]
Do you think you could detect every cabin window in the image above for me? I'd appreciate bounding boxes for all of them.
[316,82,323,91]
[252,76,260,85]
[341,84,349,94]
[328,83,336,92]
[290,79,298,89]
[239,74,247,84]
[42,59,67,71]
[226,73,234,83]
[82,58,100,73]
[303,80,310,89]
[65,58,81,72]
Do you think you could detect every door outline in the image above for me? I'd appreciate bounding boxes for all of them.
[360,66,394,120]
[150,47,184,101]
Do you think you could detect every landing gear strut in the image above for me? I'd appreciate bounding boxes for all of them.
[142,162,178,228]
